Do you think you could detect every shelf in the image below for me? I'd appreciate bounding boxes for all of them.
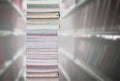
[0,0,26,21]
[0,31,13,37]
[59,66,71,81]
[74,30,120,35]
[15,67,25,81]
[0,30,26,37]
[12,30,26,36]
[0,60,13,76]
[13,47,25,61]
[8,0,26,21]
[59,31,120,44]
[0,47,25,76]
[60,31,120,37]
[61,0,95,18]
[59,48,112,81]
[73,35,120,45]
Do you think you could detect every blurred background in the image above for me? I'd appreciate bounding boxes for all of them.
[0,0,120,81]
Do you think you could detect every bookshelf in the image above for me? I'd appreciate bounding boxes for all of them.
[59,0,120,81]
[26,0,59,81]
[0,0,26,81]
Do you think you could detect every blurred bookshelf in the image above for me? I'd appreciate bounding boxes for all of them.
[0,0,26,81]
[59,0,120,81]
[26,0,59,81]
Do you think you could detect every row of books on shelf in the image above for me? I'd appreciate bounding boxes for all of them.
[27,77,58,81]
[26,35,59,78]
[61,0,120,32]
[26,0,59,80]
[26,59,58,77]
[27,0,59,19]
[27,0,59,13]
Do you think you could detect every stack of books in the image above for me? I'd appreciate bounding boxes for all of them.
[26,0,59,81]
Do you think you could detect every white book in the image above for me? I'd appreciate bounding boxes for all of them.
[27,24,59,30]
[26,69,58,72]
[27,38,58,42]
[27,7,59,12]
[26,55,58,59]
[27,0,59,4]
[27,77,58,81]
[27,29,58,34]
[27,36,58,39]
[27,51,58,55]
[26,48,58,52]
[26,59,58,62]
[27,46,57,49]
[27,42,57,45]
[27,18,59,25]
[26,44,58,48]
[27,41,57,44]
[26,61,58,66]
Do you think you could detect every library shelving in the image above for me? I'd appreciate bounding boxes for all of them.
[26,0,59,81]
[59,0,120,81]
[0,0,26,81]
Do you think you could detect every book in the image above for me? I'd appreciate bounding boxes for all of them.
[27,51,58,54]
[27,18,59,25]
[27,0,59,5]
[26,60,58,66]
[27,42,57,49]
[27,72,59,78]
[27,48,58,52]
[27,29,58,34]
[26,68,58,73]
[27,77,58,81]
[27,4,59,8]
[27,38,58,42]
[27,65,58,70]
[27,35,58,39]
[27,33,57,36]
[27,12,60,19]
[27,24,59,30]
[26,54,58,60]
[27,7,59,13]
